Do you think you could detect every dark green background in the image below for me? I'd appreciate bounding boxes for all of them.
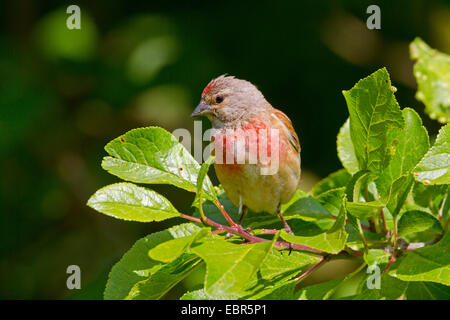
[0,0,448,299]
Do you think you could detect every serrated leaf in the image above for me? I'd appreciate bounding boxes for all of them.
[397,210,442,237]
[87,182,179,222]
[191,238,274,298]
[410,37,450,123]
[104,223,201,299]
[280,200,348,254]
[376,108,430,215]
[102,127,214,196]
[312,169,351,196]
[414,123,450,185]
[148,228,210,263]
[394,232,450,285]
[337,119,359,174]
[126,253,202,300]
[343,68,404,177]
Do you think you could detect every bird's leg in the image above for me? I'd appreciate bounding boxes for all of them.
[277,204,294,235]
[237,195,252,233]
[238,204,248,225]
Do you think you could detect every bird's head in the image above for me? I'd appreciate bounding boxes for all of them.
[191,75,270,127]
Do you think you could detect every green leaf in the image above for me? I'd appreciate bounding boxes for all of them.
[297,278,344,300]
[148,228,210,263]
[364,249,390,266]
[297,263,366,300]
[87,182,179,222]
[337,119,359,174]
[410,37,450,123]
[281,189,334,220]
[356,266,450,299]
[346,200,383,220]
[104,223,201,299]
[343,68,404,177]
[280,199,348,254]
[412,183,447,214]
[312,169,351,196]
[180,288,232,300]
[191,238,274,298]
[405,281,450,299]
[126,253,202,300]
[258,249,321,280]
[315,188,346,216]
[354,274,409,300]
[414,123,450,185]
[344,171,374,240]
[102,127,214,195]
[241,249,321,300]
[346,170,372,202]
[376,108,430,215]
[394,232,450,285]
[397,210,442,237]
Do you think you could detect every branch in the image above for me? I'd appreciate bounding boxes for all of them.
[180,213,324,254]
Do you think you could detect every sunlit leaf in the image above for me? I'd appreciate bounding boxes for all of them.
[280,199,348,254]
[376,108,430,215]
[87,182,179,222]
[102,127,215,196]
[191,239,274,298]
[410,37,450,123]
[337,119,359,174]
[104,223,201,299]
[394,232,450,285]
[343,68,404,177]
[414,123,450,185]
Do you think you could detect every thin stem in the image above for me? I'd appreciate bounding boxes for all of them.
[383,255,396,274]
[380,209,389,236]
[258,229,279,235]
[180,213,324,254]
[392,215,398,250]
[438,189,448,222]
[356,220,369,252]
[198,199,208,225]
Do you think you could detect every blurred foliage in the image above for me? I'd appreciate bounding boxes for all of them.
[0,0,449,299]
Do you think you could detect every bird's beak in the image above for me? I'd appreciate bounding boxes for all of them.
[191,102,211,117]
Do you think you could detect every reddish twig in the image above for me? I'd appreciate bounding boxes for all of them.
[380,209,390,236]
[214,200,238,227]
[180,213,324,254]
[383,255,396,274]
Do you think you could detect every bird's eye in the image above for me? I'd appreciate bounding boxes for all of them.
[215,95,224,103]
